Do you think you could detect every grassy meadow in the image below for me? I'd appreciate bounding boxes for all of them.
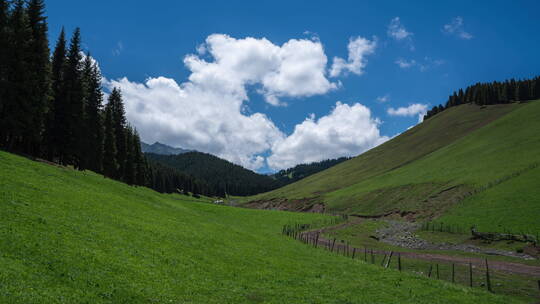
[0,151,520,303]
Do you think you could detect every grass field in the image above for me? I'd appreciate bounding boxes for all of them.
[0,151,520,303]
[245,101,540,234]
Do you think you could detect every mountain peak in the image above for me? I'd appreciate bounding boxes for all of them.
[141,141,191,155]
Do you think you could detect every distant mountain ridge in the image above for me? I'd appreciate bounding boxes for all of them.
[145,152,281,196]
[144,143,354,196]
[141,142,191,155]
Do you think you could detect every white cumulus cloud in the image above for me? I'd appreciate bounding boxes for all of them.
[329,36,377,77]
[387,103,428,123]
[443,17,473,40]
[185,34,337,106]
[104,34,389,171]
[267,102,389,170]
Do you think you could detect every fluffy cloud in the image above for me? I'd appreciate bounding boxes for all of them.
[185,34,337,106]
[387,17,414,50]
[387,17,412,40]
[267,102,389,170]
[105,34,388,171]
[106,76,285,170]
[395,58,416,69]
[387,103,428,123]
[443,17,473,40]
[329,36,377,77]
[104,34,345,170]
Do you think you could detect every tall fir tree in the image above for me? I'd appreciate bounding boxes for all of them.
[102,101,118,178]
[44,28,66,161]
[81,53,104,173]
[3,0,32,151]
[25,0,50,156]
[124,125,136,185]
[108,88,127,180]
[132,129,147,186]
[61,28,85,168]
[0,0,9,145]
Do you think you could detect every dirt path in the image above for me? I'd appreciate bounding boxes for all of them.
[299,223,540,277]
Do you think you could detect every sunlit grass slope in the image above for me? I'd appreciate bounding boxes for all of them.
[437,165,540,233]
[0,151,516,303]
[247,101,540,233]
[250,103,518,200]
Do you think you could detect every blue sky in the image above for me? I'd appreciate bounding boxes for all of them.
[46,0,540,172]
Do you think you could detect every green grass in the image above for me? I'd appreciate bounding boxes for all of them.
[246,101,540,234]
[0,151,519,303]
[437,166,540,234]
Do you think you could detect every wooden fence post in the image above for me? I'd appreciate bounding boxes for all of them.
[436,264,439,279]
[352,248,356,259]
[452,263,455,283]
[398,253,402,271]
[331,238,336,252]
[385,251,394,268]
[428,265,433,278]
[485,259,492,292]
[469,263,473,287]
[364,248,367,262]
[381,253,387,266]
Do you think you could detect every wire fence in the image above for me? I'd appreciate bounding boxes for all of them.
[282,221,540,301]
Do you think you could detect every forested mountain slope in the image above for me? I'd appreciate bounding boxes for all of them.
[145,152,281,196]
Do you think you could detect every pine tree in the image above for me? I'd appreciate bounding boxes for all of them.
[81,53,104,172]
[62,28,85,168]
[108,88,127,180]
[3,0,32,151]
[534,77,540,99]
[124,126,136,185]
[44,28,66,161]
[0,0,9,146]
[25,0,50,156]
[132,129,147,186]
[102,101,118,178]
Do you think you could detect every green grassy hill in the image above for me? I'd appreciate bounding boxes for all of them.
[0,151,515,303]
[245,101,540,233]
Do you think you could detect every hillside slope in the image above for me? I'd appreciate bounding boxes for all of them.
[246,101,540,233]
[0,152,516,303]
[0,151,515,303]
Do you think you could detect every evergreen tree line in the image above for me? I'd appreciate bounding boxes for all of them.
[271,156,351,185]
[424,76,540,120]
[0,0,214,197]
